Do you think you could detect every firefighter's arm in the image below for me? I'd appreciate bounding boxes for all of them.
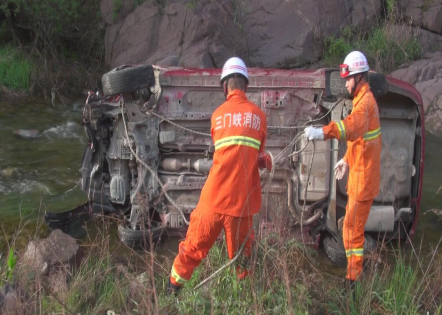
[323,102,369,142]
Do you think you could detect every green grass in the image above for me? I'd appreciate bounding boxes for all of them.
[360,25,421,74]
[325,250,442,315]
[2,225,441,314]
[162,238,316,314]
[0,46,33,91]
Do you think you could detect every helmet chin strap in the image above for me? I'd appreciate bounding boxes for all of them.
[351,73,364,96]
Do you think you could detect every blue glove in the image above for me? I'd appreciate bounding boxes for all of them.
[304,126,324,140]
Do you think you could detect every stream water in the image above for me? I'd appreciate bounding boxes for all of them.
[0,99,441,267]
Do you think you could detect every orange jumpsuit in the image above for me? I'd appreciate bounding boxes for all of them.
[322,83,381,280]
[170,90,267,286]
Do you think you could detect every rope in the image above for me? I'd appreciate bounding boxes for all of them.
[194,230,252,290]
[146,110,212,137]
[146,97,342,136]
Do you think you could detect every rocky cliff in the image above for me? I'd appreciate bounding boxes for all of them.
[101,0,382,68]
[101,0,442,135]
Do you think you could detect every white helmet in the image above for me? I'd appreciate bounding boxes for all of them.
[340,51,369,78]
[220,57,249,84]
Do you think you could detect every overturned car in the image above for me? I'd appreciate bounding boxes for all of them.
[46,64,425,266]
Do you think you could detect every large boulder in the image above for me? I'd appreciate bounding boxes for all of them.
[20,229,81,276]
[399,0,442,34]
[103,0,381,69]
[415,27,442,54]
[389,52,442,136]
[0,283,27,315]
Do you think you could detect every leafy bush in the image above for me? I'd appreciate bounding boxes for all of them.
[0,0,104,96]
[323,36,353,68]
[361,24,421,73]
[0,46,33,91]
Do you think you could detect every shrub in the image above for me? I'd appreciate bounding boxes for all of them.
[0,46,33,91]
[323,36,353,68]
[360,23,421,74]
[323,18,421,73]
[0,0,104,96]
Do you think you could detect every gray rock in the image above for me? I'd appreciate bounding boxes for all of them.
[414,26,442,54]
[390,52,442,136]
[20,229,80,276]
[13,129,40,139]
[399,0,442,35]
[0,283,27,315]
[0,167,21,177]
[103,0,381,69]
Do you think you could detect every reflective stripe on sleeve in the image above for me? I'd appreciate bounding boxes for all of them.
[171,266,187,285]
[363,127,381,141]
[345,248,364,257]
[337,121,346,142]
[214,136,261,151]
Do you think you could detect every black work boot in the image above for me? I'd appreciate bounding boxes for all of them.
[167,278,182,296]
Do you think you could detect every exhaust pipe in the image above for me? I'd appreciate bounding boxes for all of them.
[364,206,412,232]
[286,177,322,226]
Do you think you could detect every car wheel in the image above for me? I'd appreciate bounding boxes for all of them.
[322,233,377,267]
[118,220,164,250]
[102,65,155,96]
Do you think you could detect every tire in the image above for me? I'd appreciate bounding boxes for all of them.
[322,233,377,267]
[118,220,164,250]
[368,73,387,97]
[102,65,155,96]
[328,71,387,98]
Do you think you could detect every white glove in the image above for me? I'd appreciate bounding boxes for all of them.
[304,126,324,140]
[334,159,348,180]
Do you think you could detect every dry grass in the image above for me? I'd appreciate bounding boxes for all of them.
[0,205,441,314]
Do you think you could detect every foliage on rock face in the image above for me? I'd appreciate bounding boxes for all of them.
[112,0,123,19]
[0,0,104,96]
[361,24,421,74]
[323,6,422,74]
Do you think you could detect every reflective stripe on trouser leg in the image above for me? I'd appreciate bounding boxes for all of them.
[342,197,373,280]
[223,215,254,279]
[170,207,224,286]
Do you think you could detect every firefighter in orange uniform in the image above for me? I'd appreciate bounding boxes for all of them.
[305,51,381,288]
[168,57,269,295]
